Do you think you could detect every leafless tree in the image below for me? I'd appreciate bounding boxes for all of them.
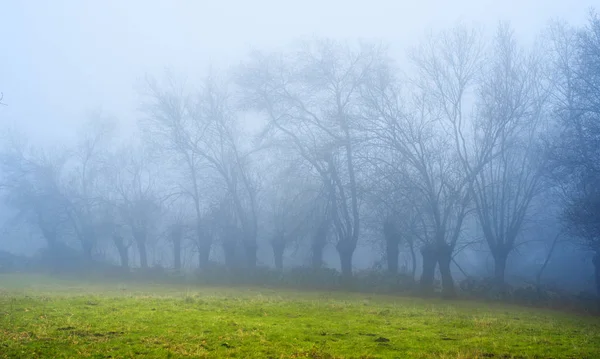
[238,39,384,279]
[464,24,549,285]
[262,162,325,271]
[0,137,71,250]
[141,73,259,269]
[361,25,485,297]
[107,146,162,269]
[62,116,115,261]
[546,12,600,294]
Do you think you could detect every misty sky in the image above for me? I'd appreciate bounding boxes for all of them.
[1,0,597,144]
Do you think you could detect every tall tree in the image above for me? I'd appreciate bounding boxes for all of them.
[466,24,548,285]
[141,73,259,269]
[108,146,162,269]
[238,39,384,279]
[547,12,600,294]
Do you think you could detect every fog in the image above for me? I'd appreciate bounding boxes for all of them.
[1,1,600,299]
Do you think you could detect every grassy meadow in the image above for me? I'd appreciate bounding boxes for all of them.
[0,274,599,358]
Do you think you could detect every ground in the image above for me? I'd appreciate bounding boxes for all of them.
[0,274,599,358]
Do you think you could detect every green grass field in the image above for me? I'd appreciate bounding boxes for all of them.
[0,274,599,358]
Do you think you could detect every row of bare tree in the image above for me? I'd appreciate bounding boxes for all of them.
[1,13,599,296]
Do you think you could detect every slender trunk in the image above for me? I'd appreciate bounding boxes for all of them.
[173,235,182,272]
[196,232,212,270]
[437,244,455,299]
[113,235,129,269]
[408,239,417,281]
[337,240,355,281]
[272,238,285,271]
[420,244,437,295]
[383,221,399,274]
[386,240,399,274]
[311,222,328,269]
[536,232,561,287]
[593,252,600,297]
[407,238,417,281]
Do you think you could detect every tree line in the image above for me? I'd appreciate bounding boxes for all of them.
[1,13,599,297]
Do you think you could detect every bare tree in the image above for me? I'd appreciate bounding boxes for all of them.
[108,146,162,269]
[465,24,549,285]
[238,39,384,279]
[141,73,259,269]
[141,74,212,269]
[62,116,115,261]
[263,163,325,271]
[361,25,486,297]
[0,138,71,251]
[546,12,600,294]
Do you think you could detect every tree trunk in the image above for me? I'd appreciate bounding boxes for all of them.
[420,244,437,295]
[536,232,562,287]
[312,221,328,269]
[311,237,326,269]
[383,220,400,274]
[493,250,508,286]
[41,227,58,250]
[82,239,94,263]
[437,244,456,299]
[408,239,417,281]
[337,240,355,281]
[272,238,285,271]
[244,240,258,269]
[221,237,235,270]
[198,239,212,270]
[113,235,129,269]
[134,233,148,269]
[593,252,600,296]
[173,235,182,272]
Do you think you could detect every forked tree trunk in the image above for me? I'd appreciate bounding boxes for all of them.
[113,235,129,269]
[337,240,355,282]
[420,244,437,295]
[437,243,456,299]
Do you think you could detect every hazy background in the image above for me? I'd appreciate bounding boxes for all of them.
[1,0,597,143]
[1,1,599,292]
